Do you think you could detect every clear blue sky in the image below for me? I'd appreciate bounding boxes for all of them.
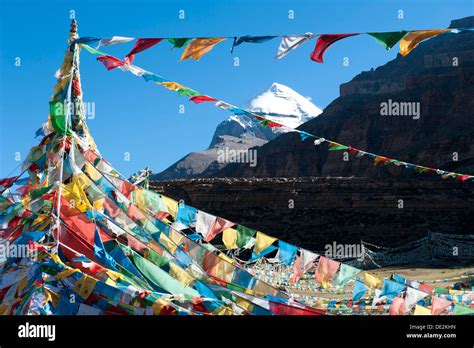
[0,0,472,177]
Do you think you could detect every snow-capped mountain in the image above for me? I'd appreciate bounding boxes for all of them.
[250,82,322,128]
[152,83,322,180]
[210,83,322,146]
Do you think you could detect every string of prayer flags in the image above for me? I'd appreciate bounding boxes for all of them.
[275,34,313,59]
[310,33,358,63]
[399,29,445,56]
[180,38,226,61]
[81,43,474,187]
[125,38,163,64]
[368,31,407,50]
[231,36,277,52]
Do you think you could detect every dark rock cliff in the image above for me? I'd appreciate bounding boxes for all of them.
[150,178,474,250]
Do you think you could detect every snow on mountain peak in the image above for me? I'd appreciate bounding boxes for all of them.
[249,82,322,127]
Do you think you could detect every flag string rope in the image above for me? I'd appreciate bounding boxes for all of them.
[79,44,474,182]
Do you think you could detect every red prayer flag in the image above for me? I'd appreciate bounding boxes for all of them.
[125,38,163,64]
[97,55,126,71]
[310,34,358,63]
[0,175,20,189]
[189,95,218,104]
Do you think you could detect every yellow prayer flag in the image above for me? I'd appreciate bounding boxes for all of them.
[55,267,80,279]
[180,38,226,61]
[62,175,93,212]
[159,233,177,254]
[169,262,196,286]
[218,252,234,264]
[72,274,98,300]
[170,229,185,246]
[211,258,234,283]
[131,189,147,211]
[157,81,186,91]
[93,198,105,211]
[399,29,444,56]
[161,195,178,217]
[254,232,277,254]
[222,227,238,249]
[362,272,382,290]
[84,162,102,182]
[414,304,431,315]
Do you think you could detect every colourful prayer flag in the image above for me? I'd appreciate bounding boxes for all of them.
[180,38,226,61]
[310,34,358,63]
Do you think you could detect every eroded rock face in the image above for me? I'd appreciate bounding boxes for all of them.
[150,177,474,250]
[211,18,474,179]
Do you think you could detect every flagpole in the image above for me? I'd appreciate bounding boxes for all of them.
[54,19,78,249]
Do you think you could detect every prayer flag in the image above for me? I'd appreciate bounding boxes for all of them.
[254,232,277,254]
[399,30,444,56]
[125,38,163,64]
[431,296,452,315]
[310,34,358,63]
[275,35,313,59]
[368,31,407,50]
[278,241,298,265]
[180,38,226,61]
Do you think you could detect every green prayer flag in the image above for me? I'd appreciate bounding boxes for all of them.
[167,38,190,48]
[131,250,199,297]
[452,304,474,315]
[328,144,349,151]
[49,101,70,135]
[334,264,361,285]
[368,31,407,50]
[236,225,257,248]
[29,185,54,200]
[145,248,169,268]
[80,44,107,56]
[177,87,201,97]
